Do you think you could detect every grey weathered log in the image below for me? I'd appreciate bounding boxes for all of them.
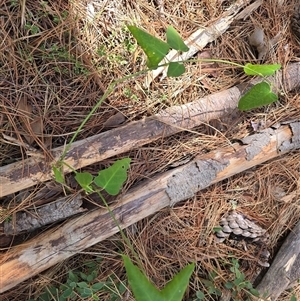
[0,121,299,293]
[3,194,85,235]
[1,62,300,197]
[256,220,300,300]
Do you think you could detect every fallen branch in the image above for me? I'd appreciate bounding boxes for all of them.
[256,220,300,300]
[0,121,299,293]
[1,63,300,198]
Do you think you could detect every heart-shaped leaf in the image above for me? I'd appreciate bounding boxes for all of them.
[52,166,65,184]
[238,82,278,111]
[94,158,131,195]
[75,172,94,193]
[167,62,185,77]
[123,255,195,301]
[123,255,161,301]
[160,262,195,301]
[243,63,281,76]
[127,25,170,69]
[166,26,189,52]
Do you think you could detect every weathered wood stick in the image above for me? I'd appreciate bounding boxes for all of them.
[1,63,300,197]
[256,220,300,300]
[0,121,299,293]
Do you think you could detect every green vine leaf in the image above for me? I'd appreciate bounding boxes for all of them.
[243,63,281,76]
[94,158,131,195]
[123,255,161,301]
[238,82,278,111]
[160,262,195,301]
[167,62,185,77]
[127,25,170,69]
[123,255,194,301]
[52,166,65,184]
[75,172,94,193]
[166,26,189,52]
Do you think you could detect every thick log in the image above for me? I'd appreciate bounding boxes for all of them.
[0,121,299,293]
[1,63,300,197]
[256,220,300,300]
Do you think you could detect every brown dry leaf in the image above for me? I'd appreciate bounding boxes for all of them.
[249,27,268,60]
[17,98,44,144]
[17,97,32,119]
[30,117,43,136]
[197,50,220,77]
[103,112,125,128]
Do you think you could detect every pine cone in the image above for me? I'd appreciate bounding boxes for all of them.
[291,4,300,40]
[215,211,269,243]
[215,211,270,267]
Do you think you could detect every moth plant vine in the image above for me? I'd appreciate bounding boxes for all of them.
[51,25,281,301]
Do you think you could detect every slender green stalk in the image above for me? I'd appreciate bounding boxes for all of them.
[58,68,150,163]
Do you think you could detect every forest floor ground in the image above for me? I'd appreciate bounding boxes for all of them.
[1,0,300,300]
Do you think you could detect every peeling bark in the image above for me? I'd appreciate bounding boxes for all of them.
[0,122,299,293]
[3,194,85,235]
[166,159,229,205]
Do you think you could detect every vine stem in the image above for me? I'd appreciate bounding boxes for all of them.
[58,68,150,163]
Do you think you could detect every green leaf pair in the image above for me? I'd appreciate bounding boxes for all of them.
[127,25,189,77]
[238,63,281,111]
[123,255,194,301]
[54,158,131,195]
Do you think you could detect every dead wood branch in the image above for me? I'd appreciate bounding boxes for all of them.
[3,194,85,235]
[256,220,300,300]
[0,121,299,293]
[1,62,300,198]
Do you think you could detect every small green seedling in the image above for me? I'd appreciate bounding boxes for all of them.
[28,259,126,301]
[195,270,222,300]
[224,258,260,301]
